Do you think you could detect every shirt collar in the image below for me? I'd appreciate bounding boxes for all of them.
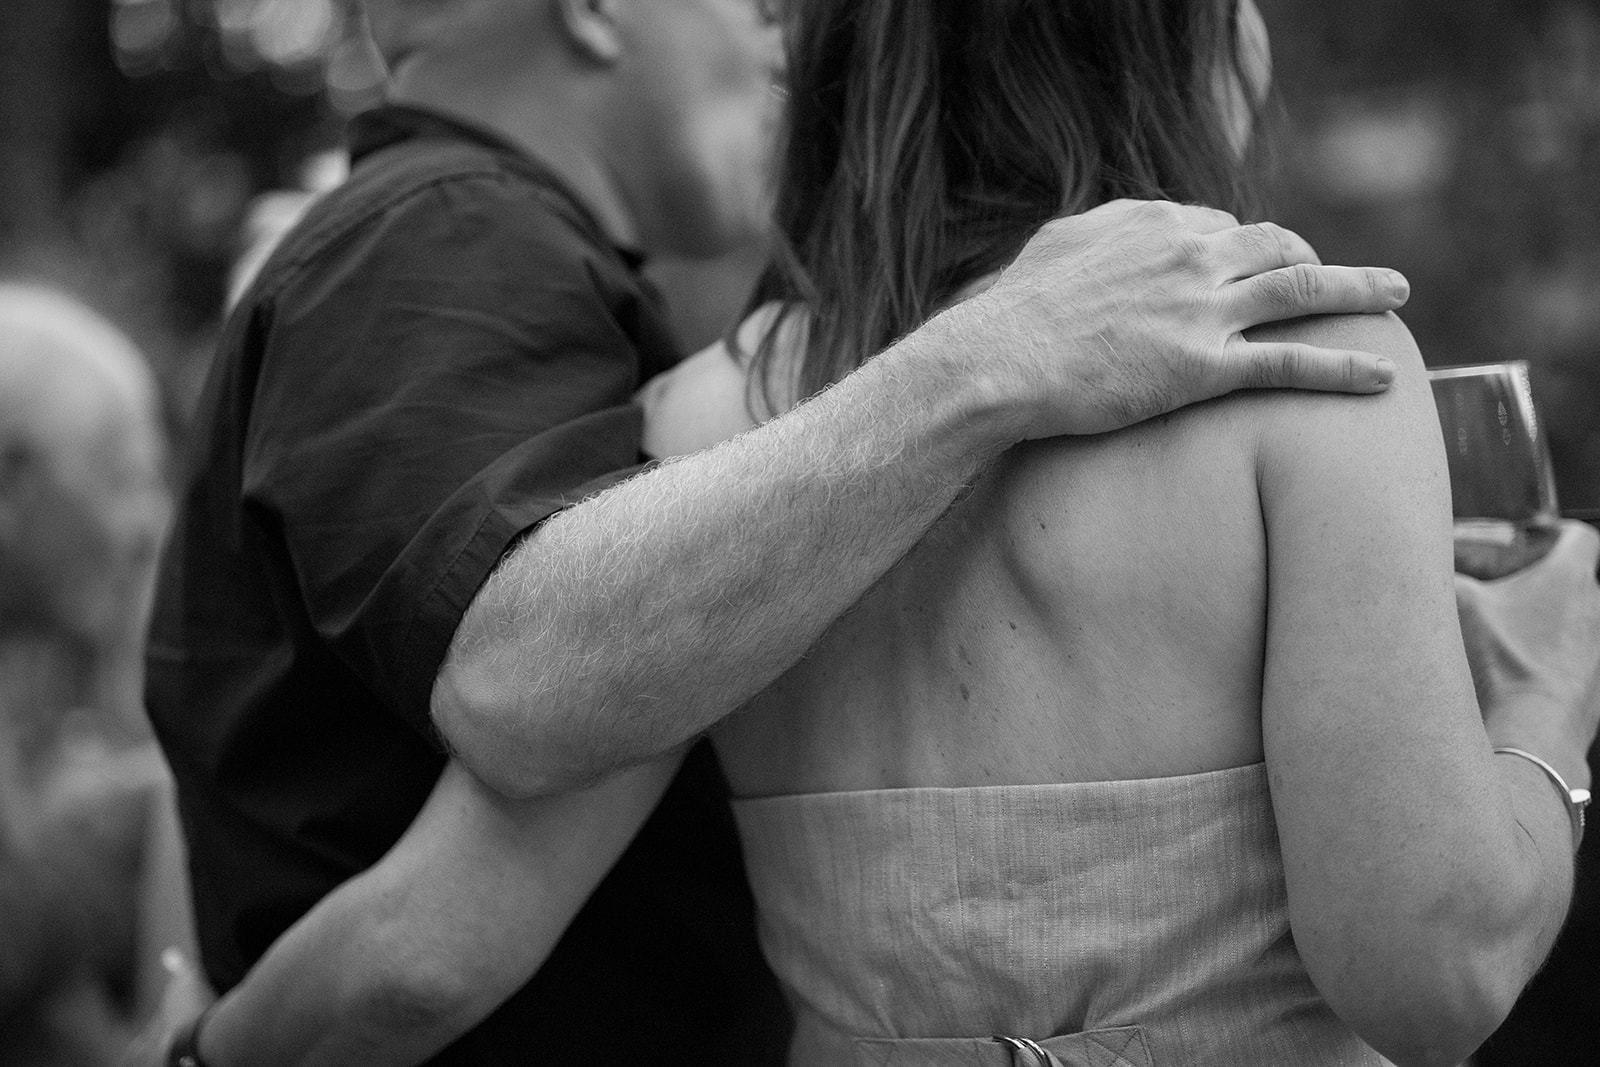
[348,103,647,269]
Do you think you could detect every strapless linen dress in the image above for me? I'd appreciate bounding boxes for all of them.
[732,763,1384,1066]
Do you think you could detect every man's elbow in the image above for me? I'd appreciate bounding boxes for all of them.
[429,658,594,798]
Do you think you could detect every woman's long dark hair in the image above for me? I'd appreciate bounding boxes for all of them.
[745,0,1263,408]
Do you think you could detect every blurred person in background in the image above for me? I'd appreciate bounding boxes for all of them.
[0,284,188,1065]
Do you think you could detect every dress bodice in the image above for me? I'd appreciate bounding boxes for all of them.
[732,763,1382,1066]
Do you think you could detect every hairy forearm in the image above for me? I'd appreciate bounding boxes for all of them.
[433,307,1018,796]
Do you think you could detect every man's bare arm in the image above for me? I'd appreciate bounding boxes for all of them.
[434,201,1412,795]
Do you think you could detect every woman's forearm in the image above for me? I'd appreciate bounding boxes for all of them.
[1327,747,1575,1067]
[196,882,456,1067]
[194,759,679,1067]
[1379,529,1600,1063]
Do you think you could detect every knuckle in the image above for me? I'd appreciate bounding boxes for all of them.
[1261,344,1321,389]
[1186,206,1239,235]
[1209,206,1242,228]
[1170,232,1213,269]
[1287,263,1323,304]
[1208,339,1263,391]
[1250,269,1299,315]
[1244,348,1285,389]
[1252,263,1327,313]
[1099,197,1141,216]
[1129,200,1169,226]
[1244,221,1287,259]
[1278,346,1315,387]
[1341,351,1362,389]
[1267,220,1300,246]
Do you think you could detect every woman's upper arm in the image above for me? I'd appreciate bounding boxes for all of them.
[1256,313,1475,801]
[1253,314,1501,1023]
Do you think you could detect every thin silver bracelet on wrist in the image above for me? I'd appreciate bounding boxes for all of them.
[1493,746,1591,853]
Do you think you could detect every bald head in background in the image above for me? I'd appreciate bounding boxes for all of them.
[0,285,169,648]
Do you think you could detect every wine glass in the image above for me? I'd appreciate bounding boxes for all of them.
[1427,360,1561,580]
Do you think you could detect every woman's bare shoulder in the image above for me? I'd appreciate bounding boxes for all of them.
[1215,310,1451,578]
[1247,311,1424,383]
[1245,309,1450,542]
[1238,311,1433,442]
[637,303,801,459]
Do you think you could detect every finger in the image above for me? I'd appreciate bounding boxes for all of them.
[1231,262,1409,324]
[1208,221,1323,277]
[1139,199,1240,234]
[1176,203,1243,235]
[1225,339,1396,394]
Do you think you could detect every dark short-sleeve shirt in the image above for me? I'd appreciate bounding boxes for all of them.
[145,105,788,1064]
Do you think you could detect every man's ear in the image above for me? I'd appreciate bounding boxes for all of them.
[553,0,625,63]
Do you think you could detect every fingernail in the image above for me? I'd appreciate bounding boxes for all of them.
[1387,271,1410,301]
[1374,357,1397,385]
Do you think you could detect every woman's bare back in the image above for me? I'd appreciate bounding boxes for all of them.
[640,306,1336,798]
[712,385,1275,797]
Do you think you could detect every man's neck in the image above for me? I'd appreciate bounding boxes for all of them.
[384,65,641,252]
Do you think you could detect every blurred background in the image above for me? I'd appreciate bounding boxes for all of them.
[0,0,1595,1062]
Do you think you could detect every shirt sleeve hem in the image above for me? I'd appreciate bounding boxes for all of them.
[393,464,646,746]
